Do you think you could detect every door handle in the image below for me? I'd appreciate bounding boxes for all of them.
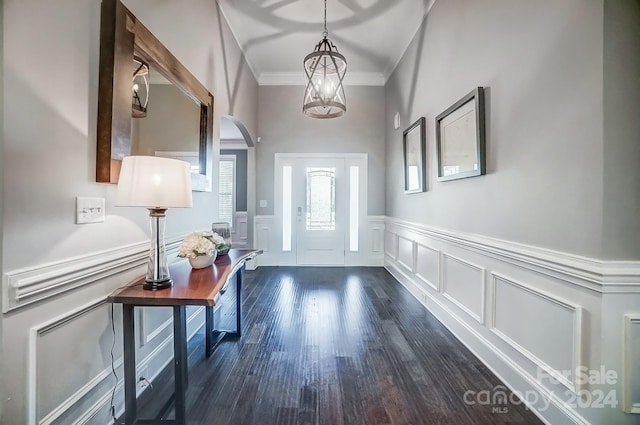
[297,206,302,222]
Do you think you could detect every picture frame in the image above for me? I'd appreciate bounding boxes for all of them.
[403,117,426,193]
[435,87,486,182]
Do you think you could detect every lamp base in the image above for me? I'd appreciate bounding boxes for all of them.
[143,278,173,291]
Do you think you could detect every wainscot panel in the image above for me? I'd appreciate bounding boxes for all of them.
[252,215,384,267]
[490,273,582,393]
[384,216,640,425]
[623,314,640,414]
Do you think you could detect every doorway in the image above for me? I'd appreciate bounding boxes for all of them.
[275,153,366,266]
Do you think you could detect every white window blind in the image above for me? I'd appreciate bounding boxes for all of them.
[218,156,235,228]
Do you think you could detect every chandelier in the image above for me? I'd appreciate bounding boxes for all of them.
[303,0,347,119]
[132,56,150,118]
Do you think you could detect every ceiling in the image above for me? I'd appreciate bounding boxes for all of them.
[218,0,435,86]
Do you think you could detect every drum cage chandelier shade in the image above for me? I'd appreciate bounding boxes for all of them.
[303,0,347,119]
[132,56,150,118]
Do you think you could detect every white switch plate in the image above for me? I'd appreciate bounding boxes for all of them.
[76,197,105,224]
[259,200,267,208]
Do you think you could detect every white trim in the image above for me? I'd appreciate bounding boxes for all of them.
[369,216,385,253]
[215,3,260,83]
[29,297,108,425]
[384,230,398,259]
[385,217,640,293]
[384,260,590,425]
[219,154,237,228]
[382,0,438,81]
[440,253,486,324]
[3,237,182,313]
[489,273,583,394]
[623,313,640,414]
[145,306,206,345]
[414,242,440,291]
[258,71,385,86]
[396,236,414,272]
[31,303,206,425]
[220,140,249,150]
[231,211,248,248]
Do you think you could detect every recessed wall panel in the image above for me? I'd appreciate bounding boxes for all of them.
[624,315,640,414]
[397,236,414,272]
[34,301,117,423]
[384,230,397,258]
[415,244,439,291]
[492,275,580,391]
[442,254,484,322]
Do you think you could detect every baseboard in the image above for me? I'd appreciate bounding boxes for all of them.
[383,216,640,425]
[385,261,589,425]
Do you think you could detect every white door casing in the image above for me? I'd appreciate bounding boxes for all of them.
[274,153,367,266]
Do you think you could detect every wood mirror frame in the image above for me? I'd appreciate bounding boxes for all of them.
[96,0,213,191]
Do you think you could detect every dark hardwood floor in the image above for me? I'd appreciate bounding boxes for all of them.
[137,267,543,425]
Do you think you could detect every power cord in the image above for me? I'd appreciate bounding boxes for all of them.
[109,303,121,424]
[108,282,148,424]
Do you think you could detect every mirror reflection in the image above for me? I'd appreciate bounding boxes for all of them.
[130,68,201,173]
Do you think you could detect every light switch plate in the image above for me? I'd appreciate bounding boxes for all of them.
[76,197,105,224]
[259,200,267,208]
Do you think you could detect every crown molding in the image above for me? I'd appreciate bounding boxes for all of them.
[258,72,385,86]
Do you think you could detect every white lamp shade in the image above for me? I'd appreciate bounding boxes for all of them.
[116,156,193,208]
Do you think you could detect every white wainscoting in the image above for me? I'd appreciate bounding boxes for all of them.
[28,298,206,425]
[623,314,640,414]
[231,211,248,248]
[384,217,640,425]
[490,273,582,393]
[3,237,182,313]
[441,253,486,324]
[0,232,199,424]
[415,243,440,292]
[252,215,384,267]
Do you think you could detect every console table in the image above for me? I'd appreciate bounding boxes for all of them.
[107,249,261,425]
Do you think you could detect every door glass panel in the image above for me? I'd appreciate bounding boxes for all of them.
[349,166,359,251]
[306,167,336,230]
[282,165,292,251]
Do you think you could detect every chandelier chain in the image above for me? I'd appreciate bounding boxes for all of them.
[323,0,328,38]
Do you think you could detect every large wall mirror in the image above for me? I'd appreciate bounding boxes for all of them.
[96,0,213,191]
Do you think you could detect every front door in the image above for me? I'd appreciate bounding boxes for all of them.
[294,158,345,265]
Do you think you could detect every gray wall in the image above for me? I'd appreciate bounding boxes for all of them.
[1,0,258,422]
[256,85,386,216]
[133,84,201,156]
[602,0,640,260]
[221,149,248,212]
[385,0,608,259]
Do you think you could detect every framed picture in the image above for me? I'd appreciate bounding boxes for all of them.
[403,117,426,193]
[435,87,486,181]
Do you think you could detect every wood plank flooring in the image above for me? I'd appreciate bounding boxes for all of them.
[137,267,544,425]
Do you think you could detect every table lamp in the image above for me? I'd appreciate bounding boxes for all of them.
[117,156,193,290]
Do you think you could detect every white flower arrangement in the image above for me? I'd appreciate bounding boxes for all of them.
[178,231,227,259]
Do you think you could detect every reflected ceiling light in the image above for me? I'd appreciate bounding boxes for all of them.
[132,56,149,118]
[303,0,347,119]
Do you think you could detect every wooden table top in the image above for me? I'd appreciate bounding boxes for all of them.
[107,249,262,307]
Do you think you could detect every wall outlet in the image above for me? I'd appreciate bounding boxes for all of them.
[136,367,151,393]
[76,197,105,224]
[259,199,267,208]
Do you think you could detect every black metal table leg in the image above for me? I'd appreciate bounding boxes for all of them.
[173,306,187,424]
[205,305,214,358]
[235,268,243,337]
[123,304,137,425]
